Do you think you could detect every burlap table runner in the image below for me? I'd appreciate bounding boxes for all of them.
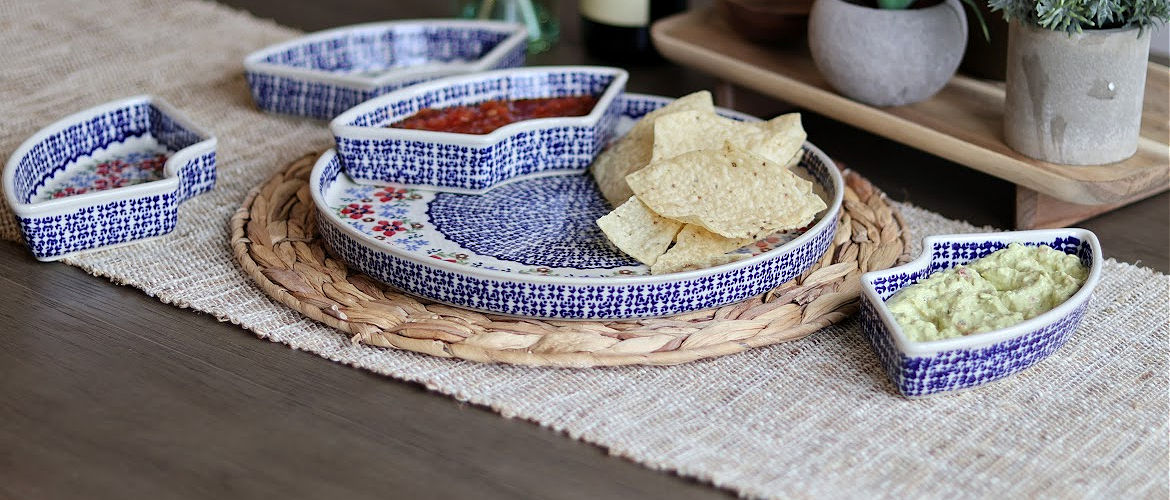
[2,1,1166,497]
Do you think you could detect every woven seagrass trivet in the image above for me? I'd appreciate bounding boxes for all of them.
[230,152,911,366]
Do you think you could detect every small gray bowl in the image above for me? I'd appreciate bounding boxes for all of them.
[808,0,968,106]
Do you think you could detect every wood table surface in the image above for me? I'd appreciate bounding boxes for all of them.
[2,1,1166,499]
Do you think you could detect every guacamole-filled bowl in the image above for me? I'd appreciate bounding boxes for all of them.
[859,229,1102,397]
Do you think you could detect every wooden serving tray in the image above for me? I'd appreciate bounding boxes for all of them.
[652,9,1170,228]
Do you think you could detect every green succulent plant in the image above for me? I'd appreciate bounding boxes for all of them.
[989,0,1170,33]
[875,0,992,40]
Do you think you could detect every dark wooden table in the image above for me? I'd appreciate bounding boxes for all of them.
[2,1,1166,499]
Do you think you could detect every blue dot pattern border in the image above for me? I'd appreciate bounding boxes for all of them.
[320,212,837,319]
[859,236,1095,397]
[11,101,216,260]
[246,25,526,120]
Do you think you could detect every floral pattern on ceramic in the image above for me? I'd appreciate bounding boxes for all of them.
[329,175,636,277]
[36,138,171,202]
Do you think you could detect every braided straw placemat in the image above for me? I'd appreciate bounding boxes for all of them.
[230,152,910,366]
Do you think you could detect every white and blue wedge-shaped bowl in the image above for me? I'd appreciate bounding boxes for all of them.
[3,95,217,262]
[244,20,528,120]
[859,229,1103,397]
[329,65,628,193]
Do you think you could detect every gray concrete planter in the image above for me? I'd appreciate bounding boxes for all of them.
[808,0,967,106]
[1004,22,1151,165]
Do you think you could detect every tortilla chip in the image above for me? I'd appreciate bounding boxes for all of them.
[651,224,753,275]
[760,113,807,167]
[591,91,715,206]
[627,91,716,142]
[650,111,806,167]
[591,138,652,208]
[626,142,826,240]
[596,196,683,266]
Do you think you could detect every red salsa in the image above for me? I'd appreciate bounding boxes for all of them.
[389,95,600,135]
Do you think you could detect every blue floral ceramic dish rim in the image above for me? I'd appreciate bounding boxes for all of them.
[311,93,846,319]
[329,65,629,193]
[3,95,217,261]
[243,19,528,119]
[859,229,1103,396]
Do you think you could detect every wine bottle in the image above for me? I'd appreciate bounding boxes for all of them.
[580,0,687,63]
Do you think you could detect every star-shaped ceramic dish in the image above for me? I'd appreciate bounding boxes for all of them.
[329,66,628,193]
[244,19,528,120]
[4,95,217,261]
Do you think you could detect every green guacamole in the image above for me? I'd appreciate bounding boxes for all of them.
[887,243,1088,342]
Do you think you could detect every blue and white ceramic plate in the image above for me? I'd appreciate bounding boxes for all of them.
[244,20,527,120]
[860,229,1103,397]
[3,95,216,262]
[311,94,844,319]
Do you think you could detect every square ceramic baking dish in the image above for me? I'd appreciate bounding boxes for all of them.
[244,19,528,120]
[859,229,1102,397]
[329,65,628,193]
[3,95,216,261]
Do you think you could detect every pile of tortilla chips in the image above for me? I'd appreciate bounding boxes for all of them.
[593,91,826,275]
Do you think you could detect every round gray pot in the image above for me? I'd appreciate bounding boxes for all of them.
[808,0,968,107]
[1004,22,1151,165]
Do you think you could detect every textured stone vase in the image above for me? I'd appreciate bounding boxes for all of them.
[808,0,968,106]
[1004,22,1151,165]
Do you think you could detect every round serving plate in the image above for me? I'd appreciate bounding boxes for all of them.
[309,93,845,319]
[233,151,908,366]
